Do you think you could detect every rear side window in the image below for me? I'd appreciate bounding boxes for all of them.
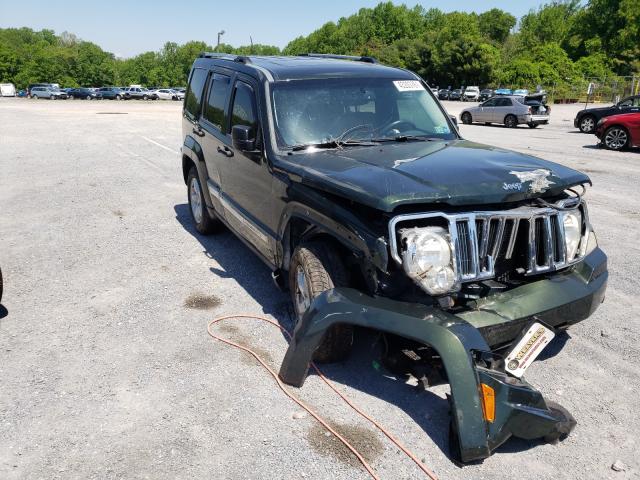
[230,82,258,133]
[496,98,512,107]
[203,73,231,131]
[184,68,208,120]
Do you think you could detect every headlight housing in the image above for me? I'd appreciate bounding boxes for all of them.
[562,210,583,260]
[399,227,457,295]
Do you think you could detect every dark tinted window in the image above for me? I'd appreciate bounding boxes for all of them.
[483,98,497,107]
[184,68,208,119]
[230,82,258,134]
[203,73,230,130]
[496,98,512,106]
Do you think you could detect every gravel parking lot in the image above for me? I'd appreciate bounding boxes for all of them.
[0,97,638,480]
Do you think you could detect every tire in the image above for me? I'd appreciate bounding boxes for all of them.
[579,115,596,133]
[289,242,354,363]
[115,94,121,100]
[504,114,518,128]
[528,122,539,128]
[143,95,148,100]
[461,112,472,125]
[86,95,91,100]
[69,95,74,100]
[0,267,3,303]
[603,126,629,151]
[187,167,220,234]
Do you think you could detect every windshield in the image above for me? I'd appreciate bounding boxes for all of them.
[271,77,455,149]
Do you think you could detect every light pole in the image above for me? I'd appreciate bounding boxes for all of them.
[217,30,225,48]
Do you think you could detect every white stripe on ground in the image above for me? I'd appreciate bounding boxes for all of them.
[142,136,180,155]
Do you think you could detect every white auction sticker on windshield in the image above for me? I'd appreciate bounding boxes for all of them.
[393,80,424,92]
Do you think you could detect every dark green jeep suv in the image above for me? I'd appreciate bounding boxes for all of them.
[180,53,607,462]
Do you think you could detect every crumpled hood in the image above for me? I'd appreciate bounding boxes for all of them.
[277,139,590,212]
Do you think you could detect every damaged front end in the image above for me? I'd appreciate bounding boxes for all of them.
[279,287,582,463]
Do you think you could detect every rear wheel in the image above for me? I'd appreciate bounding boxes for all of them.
[579,115,596,133]
[143,94,148,100]
[289,242,353,363]
[86,95,91,100]
[69,95,74,100]
[187,167,221,234]
[603,126,629,151]
[504,114,518,128]
[461,112,472,124]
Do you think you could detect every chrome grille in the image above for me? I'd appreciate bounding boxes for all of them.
[389,205,588,285]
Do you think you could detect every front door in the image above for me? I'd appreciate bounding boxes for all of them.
[477,98,497,122]
[217,76,274,261]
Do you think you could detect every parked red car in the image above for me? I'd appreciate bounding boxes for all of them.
[595,112,640,151]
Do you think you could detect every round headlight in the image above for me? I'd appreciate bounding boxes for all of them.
[400,227,456,295]
[563,210,583,260]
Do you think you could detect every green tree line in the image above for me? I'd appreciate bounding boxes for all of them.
[1,0,638,91]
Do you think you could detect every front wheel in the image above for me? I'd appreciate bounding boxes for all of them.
[289,242,353,363]
[461,112,472,124]
[504,114,518,128]
[187,167,221,234]
[115,94,121,100]
[142,95,148,100]
[603,126,629,151]
[579,115,596,133]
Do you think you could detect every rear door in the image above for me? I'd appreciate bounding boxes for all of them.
[198,69,233,217]
[494,97,513,123]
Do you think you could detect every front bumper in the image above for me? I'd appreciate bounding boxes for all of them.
[279,248,606,463]
[461,247,607,348]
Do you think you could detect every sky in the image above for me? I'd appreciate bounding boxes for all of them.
[0,0,549,58]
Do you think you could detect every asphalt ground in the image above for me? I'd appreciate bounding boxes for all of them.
[0,97,638,479]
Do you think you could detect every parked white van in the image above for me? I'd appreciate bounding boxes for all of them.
[0,83,16,97]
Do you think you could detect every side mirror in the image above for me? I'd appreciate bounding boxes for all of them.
[232,124,256,151]
[449,115,457,126]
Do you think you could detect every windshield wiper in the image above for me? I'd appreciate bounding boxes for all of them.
[290,139,378,151]
[370,135,442,143]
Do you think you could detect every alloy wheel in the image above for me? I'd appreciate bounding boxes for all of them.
[604,127,628,150]
[293,265,312,321]
[189,177,203,224]
[580,116,595,133]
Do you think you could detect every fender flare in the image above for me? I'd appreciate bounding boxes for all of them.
[182,136,214,210]
[276,185,389,274]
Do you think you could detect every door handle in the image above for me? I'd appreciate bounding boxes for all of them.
[192,127,205,137]
[217,145,234,157]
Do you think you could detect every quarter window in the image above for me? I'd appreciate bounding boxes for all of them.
[203,73,231,131]
[184,68,208,120]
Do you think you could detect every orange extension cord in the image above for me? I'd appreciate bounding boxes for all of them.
[207,314,439,480]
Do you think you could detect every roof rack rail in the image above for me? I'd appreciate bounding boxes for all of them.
[198,52,252,64]
[301,53,378,64]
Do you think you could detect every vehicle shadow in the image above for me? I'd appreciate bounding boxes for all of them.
[173,203,293,329]
[175,202,547,462]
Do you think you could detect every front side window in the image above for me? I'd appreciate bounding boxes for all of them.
[619,98,632,107]
[185,67,208,119]
[230,82,258,133]
[496,98,512,107]
[483,98,497,107]
[203,73,230,131]
[271,77,454,148]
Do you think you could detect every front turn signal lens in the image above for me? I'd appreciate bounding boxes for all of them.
[480,383,495,423]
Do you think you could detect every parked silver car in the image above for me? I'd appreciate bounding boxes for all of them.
[30,86,68,100]
[460,95,549,128]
